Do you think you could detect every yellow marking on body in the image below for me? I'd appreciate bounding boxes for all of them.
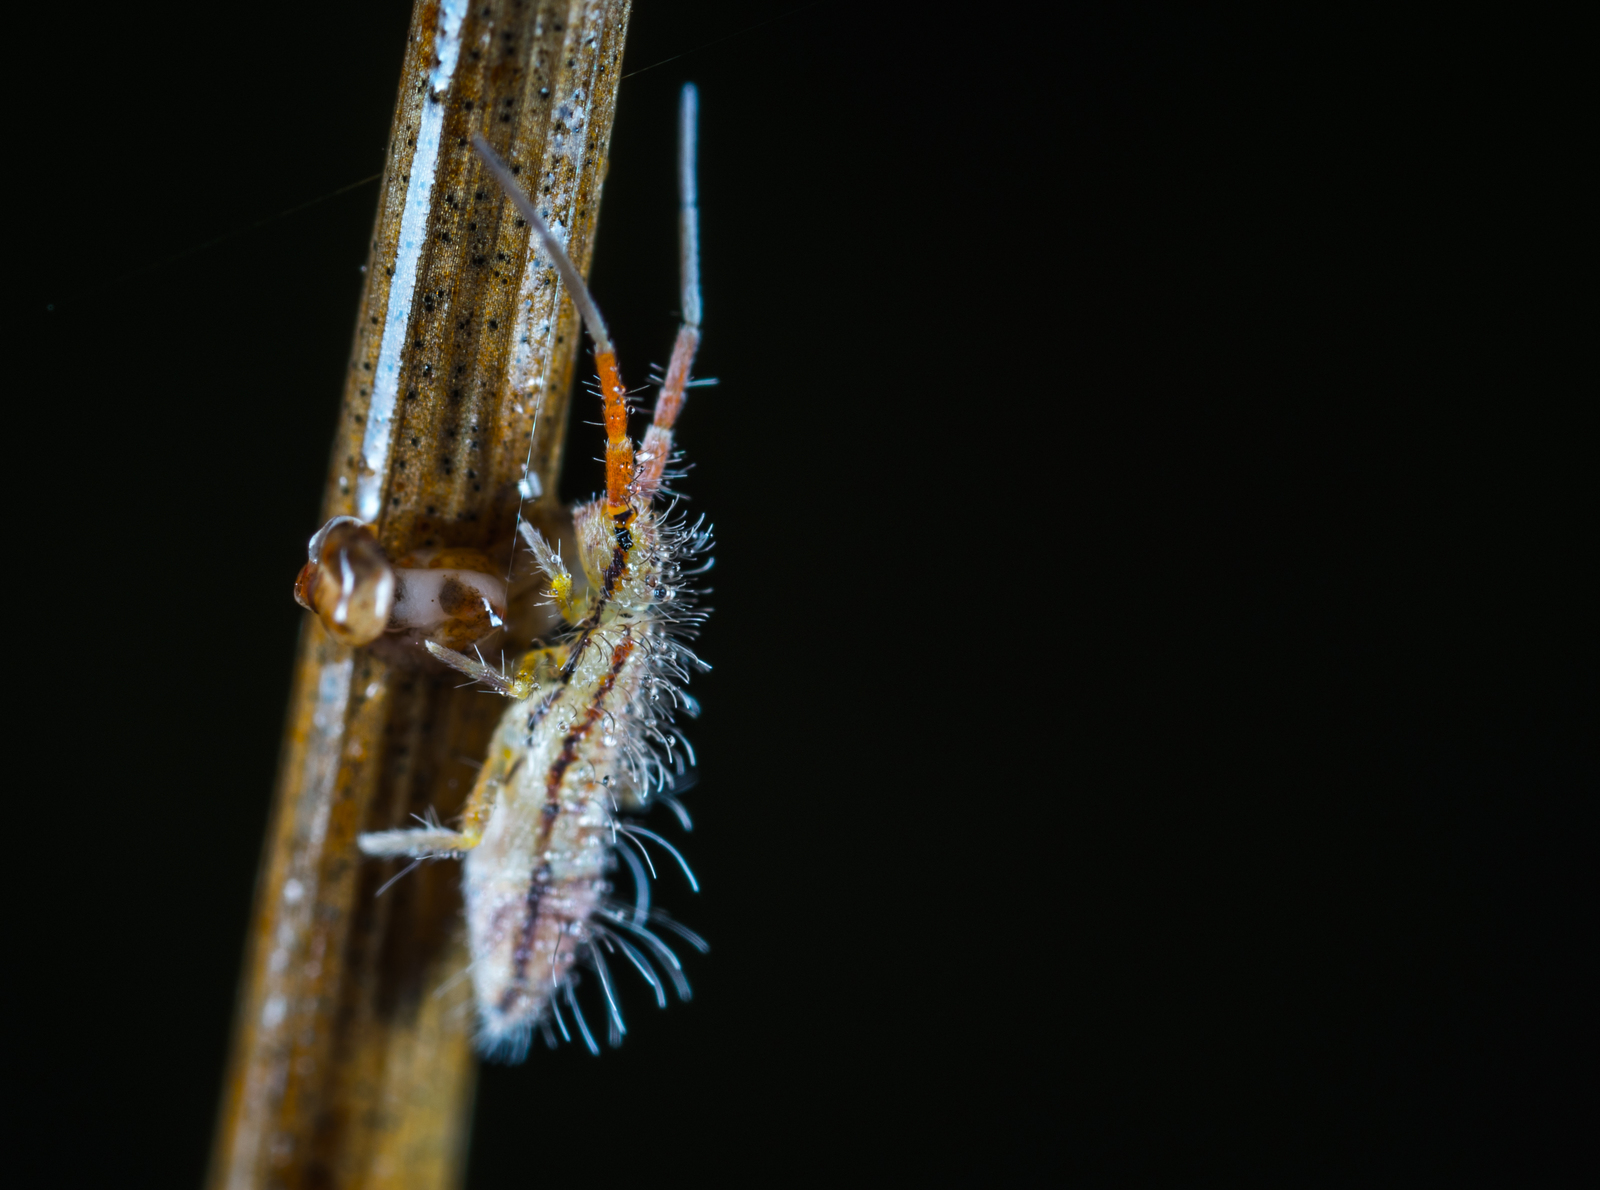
[456,743,527,850]
[503,643,572,700]
[545,571,580,621]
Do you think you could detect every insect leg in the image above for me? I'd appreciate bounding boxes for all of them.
[358,729,522,858]
[518,521,590,623]
[356,827,471,858]
[425,639,570,699]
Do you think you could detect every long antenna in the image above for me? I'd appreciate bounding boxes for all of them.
[679,83,702,331]
[634,84,706,503]
[472,131,633,514]
[471,132,613,355]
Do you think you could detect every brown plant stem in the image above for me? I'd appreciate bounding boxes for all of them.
[208,3,632,1186]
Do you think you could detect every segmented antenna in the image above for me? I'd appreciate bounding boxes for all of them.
[472,132,634,513]
[634,84,705,502]
[471,132,612,354]
[678,84,702,332]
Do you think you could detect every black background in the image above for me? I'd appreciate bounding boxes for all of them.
[13,2,1589,1184]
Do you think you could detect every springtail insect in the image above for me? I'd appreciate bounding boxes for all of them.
[295,85,713,1060]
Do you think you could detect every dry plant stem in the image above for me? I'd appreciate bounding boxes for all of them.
[208,2,631,1187]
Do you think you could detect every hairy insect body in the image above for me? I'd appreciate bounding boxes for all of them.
[344,85,711,1059]
[465,508,668,1048]
[357,500,709,1054]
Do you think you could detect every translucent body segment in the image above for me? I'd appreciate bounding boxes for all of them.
[389,567,507,649]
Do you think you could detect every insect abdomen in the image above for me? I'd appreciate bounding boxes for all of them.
[463,628,646,1051]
